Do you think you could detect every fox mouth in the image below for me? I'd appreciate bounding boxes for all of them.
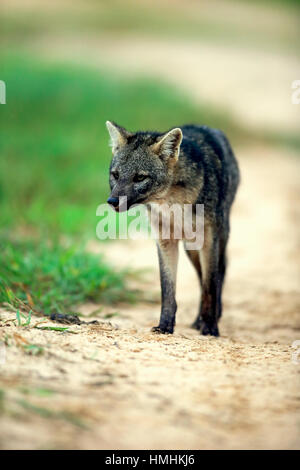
[109,196,148,213]
[134,196,148,205]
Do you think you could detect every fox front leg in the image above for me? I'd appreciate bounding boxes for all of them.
[152,239,179,334]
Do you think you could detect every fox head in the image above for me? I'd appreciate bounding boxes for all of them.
[106,121,182,212]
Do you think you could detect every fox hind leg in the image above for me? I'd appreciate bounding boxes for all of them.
[184,245,203,330]
[191,223,222,336]
[217,229,228,320]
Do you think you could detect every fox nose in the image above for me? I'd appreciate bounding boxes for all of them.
[107,196,119,208]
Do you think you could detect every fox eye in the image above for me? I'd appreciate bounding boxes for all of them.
[111,170,119,180]
[133,174,148,183]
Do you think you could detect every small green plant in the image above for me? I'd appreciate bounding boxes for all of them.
[19,387,55,397]
[16,310,32,327]
[16,398,88,429]
[34,326,77,334]
[23,344,44,356]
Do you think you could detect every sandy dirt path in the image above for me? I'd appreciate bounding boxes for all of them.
[0,145,299,449]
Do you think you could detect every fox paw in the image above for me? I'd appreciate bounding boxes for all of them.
[191,319,202,330]
[151,325,174,335]
[200,322,219,337]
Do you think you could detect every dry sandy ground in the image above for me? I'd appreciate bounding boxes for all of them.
[0,145,299,450]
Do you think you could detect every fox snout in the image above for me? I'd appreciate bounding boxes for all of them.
[107,196,119,208]
[107,194,129,212]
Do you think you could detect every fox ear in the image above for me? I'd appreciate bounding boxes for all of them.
[106,121,131,152]
[151,128,182,161]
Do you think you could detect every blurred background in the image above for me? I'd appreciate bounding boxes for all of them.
[0,0,300,450]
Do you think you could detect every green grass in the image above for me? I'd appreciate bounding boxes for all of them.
[16,309,32,326]
[0,238,135,316]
